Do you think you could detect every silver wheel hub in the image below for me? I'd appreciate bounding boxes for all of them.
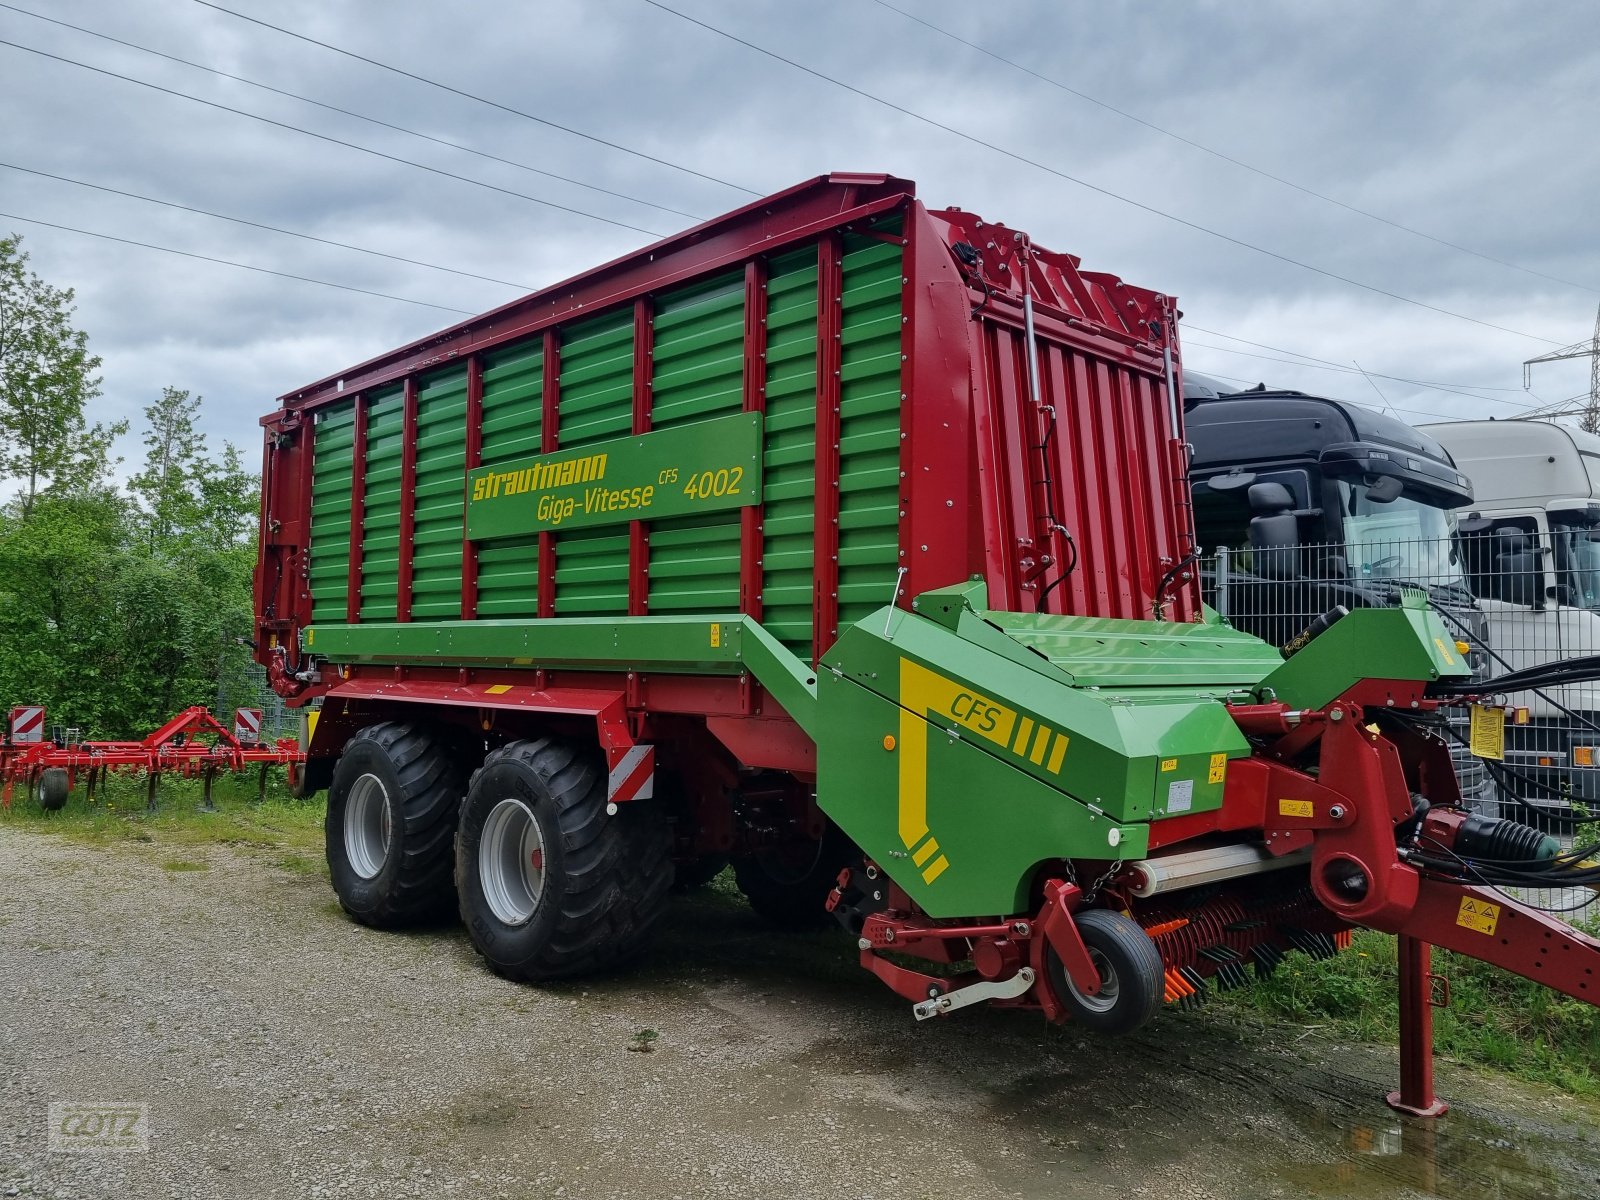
[480,798,546,926]
[344,773,392,880]
[1068,946,1121,1014]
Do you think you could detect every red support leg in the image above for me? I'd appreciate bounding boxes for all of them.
[1387,935,1448,1117]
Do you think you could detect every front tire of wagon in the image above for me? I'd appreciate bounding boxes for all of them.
[325,722,465,929]
[457,737,672,982]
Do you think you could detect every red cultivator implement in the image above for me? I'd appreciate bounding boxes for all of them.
[1,705,303,811]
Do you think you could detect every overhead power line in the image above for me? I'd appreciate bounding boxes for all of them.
[1188,366,1477,427]
[1181,324,1526,391]
[0,38,670,239]
[0,162,533,292]
[1181,336,1543,412]
[640,0,1568,349]
[0,211,475,314]
[0,2,704,224]
[869,0,1595,297]
[189,0,759,198]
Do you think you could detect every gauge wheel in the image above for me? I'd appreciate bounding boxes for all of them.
[1046,908,1164,1035]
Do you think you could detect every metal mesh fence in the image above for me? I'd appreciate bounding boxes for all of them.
[213,662,302,744]
[1201,532,1600,914]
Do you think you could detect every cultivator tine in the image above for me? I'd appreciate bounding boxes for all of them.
[198,768,218,814]
[1177,965,1208,1010]
[1215,961,1251,992]
[1224,918,1267,933]
[1281,927,1340,962]
[1251,943,1285,980]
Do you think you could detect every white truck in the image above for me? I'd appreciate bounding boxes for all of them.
[1422,418,1600,806]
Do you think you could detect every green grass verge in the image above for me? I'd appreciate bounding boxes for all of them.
[0,768,325,860]
[1213,927,1600,1097]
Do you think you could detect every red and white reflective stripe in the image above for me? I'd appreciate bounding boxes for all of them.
[233,708,263,743]
[9,706,44,743]
[607,744,655,803]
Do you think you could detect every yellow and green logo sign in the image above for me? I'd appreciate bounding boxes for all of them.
[465,411,763,539]
[897,659,1070,885]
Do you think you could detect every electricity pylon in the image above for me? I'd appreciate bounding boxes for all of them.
[1524,303,1600,432]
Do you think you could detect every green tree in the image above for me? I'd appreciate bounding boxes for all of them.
[129,387,259,551]
[129,386,206,549]
[0,234,119,517]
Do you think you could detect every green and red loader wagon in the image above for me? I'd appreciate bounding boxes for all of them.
[250,173,1600,1114]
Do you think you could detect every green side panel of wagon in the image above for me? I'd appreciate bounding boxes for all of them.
[411,366,468,619]
[307,400,356,622]
[357,386,405,621]
[759,248,821,656]
[554,309,634,616]
[836,226,905,631]
[476,342,545,618]
[647,272,746,615]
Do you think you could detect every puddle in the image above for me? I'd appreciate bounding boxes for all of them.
[1281,1103,1588,1199]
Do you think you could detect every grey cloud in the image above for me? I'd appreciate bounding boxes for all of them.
[1,0,1595,478]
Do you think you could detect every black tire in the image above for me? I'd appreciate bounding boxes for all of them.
[325,722,465,929]
[671,854,729,893]
[456,737,673,982]
[1047,908,1164,1035]
[732,820,858,930]
[35,768,69,811]
[291,755,336,800]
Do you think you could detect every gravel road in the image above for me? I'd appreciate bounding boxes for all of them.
[2,825,1597,1200]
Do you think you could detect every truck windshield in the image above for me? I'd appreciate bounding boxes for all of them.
[1552,512,1600,609]
[1337,479,1464,585]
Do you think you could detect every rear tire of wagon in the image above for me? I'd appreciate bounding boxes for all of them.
[732,820,859,931]
[325,722,465,929]
[457,737,673,982]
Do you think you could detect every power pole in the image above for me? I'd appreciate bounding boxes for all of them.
[1524,302,1600,432]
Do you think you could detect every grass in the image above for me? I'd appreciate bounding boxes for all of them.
[1213,927,1600,1097]
[5,781,1598,1097]
[0,767,325,861]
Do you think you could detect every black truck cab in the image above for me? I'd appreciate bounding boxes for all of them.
[1183,377,1491,800]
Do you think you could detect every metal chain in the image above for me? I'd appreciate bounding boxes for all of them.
[1081,858,1125,906]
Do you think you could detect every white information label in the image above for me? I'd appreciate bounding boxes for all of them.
[1167,779,1194,813]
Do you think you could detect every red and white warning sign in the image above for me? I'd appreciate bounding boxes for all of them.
[233,707,263,744]
[9,706,45,744]
[606,743,655,804]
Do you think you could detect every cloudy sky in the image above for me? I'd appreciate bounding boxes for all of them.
[3,0,1597,481]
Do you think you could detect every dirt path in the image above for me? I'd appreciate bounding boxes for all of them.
[2,826,1597,1200]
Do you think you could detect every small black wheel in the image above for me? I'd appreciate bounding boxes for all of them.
[325,722,466,928]
[732,820,859,930]
[672,854,729,892]
[457,737,673,981]
[35,768,69,811]
[1046,908,1164,1035]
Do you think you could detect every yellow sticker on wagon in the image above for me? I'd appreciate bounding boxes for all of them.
[1278,798,1314,819]
[1456,896,1500,936]
[1470,704,1505,761]
[1208,752,1227,784]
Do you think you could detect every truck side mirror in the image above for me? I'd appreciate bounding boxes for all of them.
[1363,473,1403,503]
